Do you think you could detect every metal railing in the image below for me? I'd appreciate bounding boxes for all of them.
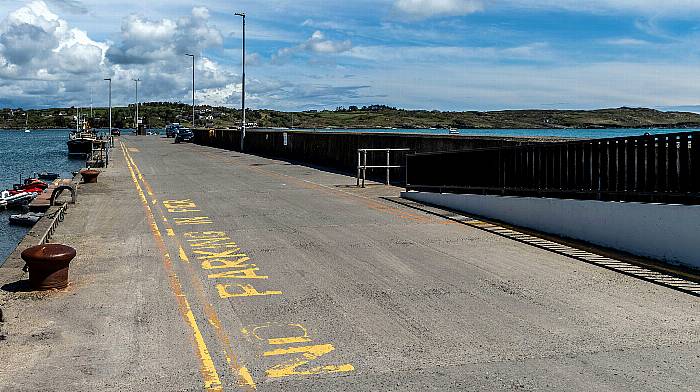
[406,131,700,205]
[39,203,68,245]
[357,148,410,188]
[22,203,69,272]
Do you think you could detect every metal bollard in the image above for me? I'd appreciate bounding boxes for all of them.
[80,169,100,183]
[21,244,76,290]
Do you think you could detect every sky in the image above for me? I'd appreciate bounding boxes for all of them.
[2,0,700,111]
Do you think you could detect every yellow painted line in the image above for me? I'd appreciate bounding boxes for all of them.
[179,246,190,263]
[120,142,223,391]
[124,143,257,390]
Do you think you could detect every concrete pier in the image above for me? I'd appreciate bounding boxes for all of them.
[0,136,698,391]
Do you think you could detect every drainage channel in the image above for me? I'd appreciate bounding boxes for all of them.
[383,197,700,298]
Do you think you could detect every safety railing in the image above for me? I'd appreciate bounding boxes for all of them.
[22,203,69,272]
[406,131,700,205]
[39,203,68,245]
[357,148,410,188]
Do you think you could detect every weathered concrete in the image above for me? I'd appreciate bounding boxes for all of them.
[193,128,562,183]
[0,135,698,391]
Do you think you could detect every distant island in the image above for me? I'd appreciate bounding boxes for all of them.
[2,103,700,130]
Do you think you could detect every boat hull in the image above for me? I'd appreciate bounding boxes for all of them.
[67,139,93,155]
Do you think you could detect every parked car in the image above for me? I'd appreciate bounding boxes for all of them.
[165,123,181,138]
[110,128,121,136]
[174,128,194,143]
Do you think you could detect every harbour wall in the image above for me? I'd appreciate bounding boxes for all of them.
[402,191,700,270]
[193,128,561,183]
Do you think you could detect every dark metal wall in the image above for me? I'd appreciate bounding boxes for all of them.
[193,128,555,183]
[406,131,700,205]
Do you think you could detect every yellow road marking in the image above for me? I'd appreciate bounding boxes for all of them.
[122,142,257,390]
[179,246,190,263]
[120,142,223,391]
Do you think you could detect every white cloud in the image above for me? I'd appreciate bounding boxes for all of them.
[106,8,223,65]
[605,38,649,46]
[393,0,483,19]
[346,42,552,62]
[0,1,106,76]
[274,30,353,62]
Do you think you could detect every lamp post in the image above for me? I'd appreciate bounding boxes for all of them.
[104,78,112,133]
[235,12,246,151]
[133,78,140,133]
[185,53,195,129]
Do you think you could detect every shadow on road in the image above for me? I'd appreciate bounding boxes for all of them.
[1,279,31,293]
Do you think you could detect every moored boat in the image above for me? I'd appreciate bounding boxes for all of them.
[1,190,37,208]
[37,172,59,181]
[9,212,44,226]
[67,136,94,155]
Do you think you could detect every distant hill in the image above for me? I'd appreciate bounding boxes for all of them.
[3,104,700,130]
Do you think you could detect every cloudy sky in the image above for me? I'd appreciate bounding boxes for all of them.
[2,0,700,111]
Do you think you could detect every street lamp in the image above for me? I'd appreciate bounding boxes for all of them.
[104,78,112,133]
[235,12,246,151]
[185,53,195,128]
[132,78,141,133]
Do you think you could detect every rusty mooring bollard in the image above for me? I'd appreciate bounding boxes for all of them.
[79,169,100,183]
[21,244,76,290]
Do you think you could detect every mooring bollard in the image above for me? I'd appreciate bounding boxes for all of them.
[21,244,76,290]
[79,169,100,183]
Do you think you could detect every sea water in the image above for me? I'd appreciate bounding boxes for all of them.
[305,127,699,139]
[0,129,83,265]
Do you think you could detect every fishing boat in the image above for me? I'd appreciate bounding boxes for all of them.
[67,116,96,156]
[9,212,44,226]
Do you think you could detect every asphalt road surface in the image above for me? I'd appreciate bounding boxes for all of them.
[0,135,698,391]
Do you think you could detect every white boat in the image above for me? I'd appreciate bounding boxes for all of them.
[0,190,37,208]
[449,128,460,135]
[24,111,30,132]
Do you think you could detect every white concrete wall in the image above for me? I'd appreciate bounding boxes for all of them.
[401,191,700,270]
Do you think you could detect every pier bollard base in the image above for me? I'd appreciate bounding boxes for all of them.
[80,169,100,184]
[21,244,76,291]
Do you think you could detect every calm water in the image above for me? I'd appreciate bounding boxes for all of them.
[0,129,83,264]
[305,127,700,138]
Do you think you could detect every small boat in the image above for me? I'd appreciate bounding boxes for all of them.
[9,212,44,226]
[1,190,37,208]
[449,128,460,135]
[37,172,59,181]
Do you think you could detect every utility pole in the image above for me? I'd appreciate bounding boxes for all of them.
[185,53,195,129]
[104,78,112,132]
[235,12,246,151]
[133,78,141,132]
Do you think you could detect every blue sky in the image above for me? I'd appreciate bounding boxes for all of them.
[2,0,700,111]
